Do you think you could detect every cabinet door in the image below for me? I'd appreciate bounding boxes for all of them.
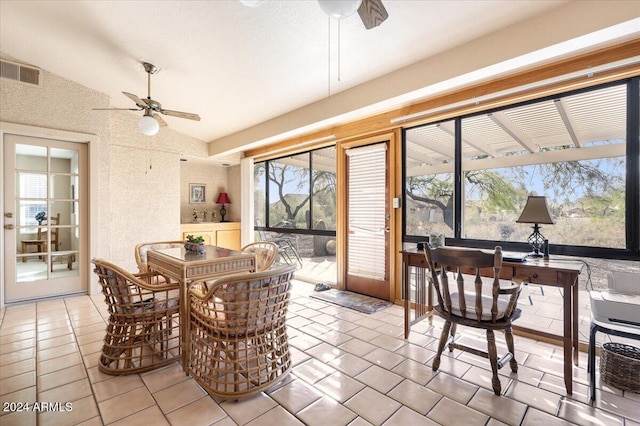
[182,231,215,246]
[216,229,241,251]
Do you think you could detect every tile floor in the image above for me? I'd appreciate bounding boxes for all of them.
[1,280,639,426]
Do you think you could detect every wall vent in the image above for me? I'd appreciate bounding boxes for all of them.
[0,59,41,86]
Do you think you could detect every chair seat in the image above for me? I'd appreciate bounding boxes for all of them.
[446,291,509,321]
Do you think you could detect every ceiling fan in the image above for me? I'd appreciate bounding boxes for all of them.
[241,0,388,29]
[94,62,201,136]
[317,0,388,29]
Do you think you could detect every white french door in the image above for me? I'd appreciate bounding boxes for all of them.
[3,133,87,302]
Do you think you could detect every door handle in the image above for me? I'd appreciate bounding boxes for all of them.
[5,212,13,218]
[4,224,14,230]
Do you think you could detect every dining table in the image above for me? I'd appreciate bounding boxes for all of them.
[146,245,256,371]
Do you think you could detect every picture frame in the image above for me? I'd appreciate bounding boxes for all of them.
[189,183,206,204]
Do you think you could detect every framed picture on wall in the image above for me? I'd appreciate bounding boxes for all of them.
[189,183,206,204]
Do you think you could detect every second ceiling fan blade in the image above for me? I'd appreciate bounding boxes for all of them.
[122,91,148,109]
[161,109,201,121]
[358,0,388,29]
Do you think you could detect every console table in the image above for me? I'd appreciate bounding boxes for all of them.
[401,250,583,394]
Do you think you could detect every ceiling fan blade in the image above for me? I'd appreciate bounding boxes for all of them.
[122,91,149,109]
[152,113,168,127]
[358,0,388,29]
[160,109,201,121]
[93,107,142,111]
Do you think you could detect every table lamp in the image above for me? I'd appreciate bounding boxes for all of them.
[516,195,554,257]
[216,192,231,222]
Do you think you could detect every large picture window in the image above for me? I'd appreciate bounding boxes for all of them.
[404,79,639,258]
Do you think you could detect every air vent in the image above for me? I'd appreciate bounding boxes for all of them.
[0,59,41,86]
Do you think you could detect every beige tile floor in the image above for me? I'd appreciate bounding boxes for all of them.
[1,280,639,426]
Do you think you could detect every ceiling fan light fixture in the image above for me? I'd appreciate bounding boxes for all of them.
[138,113,160,136]
[318,0,363,19]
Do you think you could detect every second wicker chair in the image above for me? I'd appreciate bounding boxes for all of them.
[187,265,296,399]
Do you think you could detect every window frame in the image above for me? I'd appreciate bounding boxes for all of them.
[402,77,640,260]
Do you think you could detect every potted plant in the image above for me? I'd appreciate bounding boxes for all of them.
[184,235,205,254]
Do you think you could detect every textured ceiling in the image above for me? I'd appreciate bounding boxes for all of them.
[0,1,569,142]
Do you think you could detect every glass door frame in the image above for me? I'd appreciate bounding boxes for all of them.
[1,122,95,307]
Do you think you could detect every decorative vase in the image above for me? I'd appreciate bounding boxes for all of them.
[184,242,205,254]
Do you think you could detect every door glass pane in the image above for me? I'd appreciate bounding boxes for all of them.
[347,144,386,279]
[16,258,48,283]
[50,147,76,173]
[16,144,47,171]
[50,174,72,198]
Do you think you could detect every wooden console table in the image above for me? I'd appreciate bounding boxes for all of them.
[147,245,255,371]
[401,249,584,394]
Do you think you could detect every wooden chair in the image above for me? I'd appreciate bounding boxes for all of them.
[21,213,60,262]
[423,245,526,395]
[187,265,296,399]
[92,258,181,375]
[241,241,278,271]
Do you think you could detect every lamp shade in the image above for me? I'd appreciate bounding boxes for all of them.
[216,192,231,204]
[138,114,159,136]
[318,0,362,19]
[516,196,554,224]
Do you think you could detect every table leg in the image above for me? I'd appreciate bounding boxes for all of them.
[572,277,579,366]
[561,271,573,395]
[404,260,410,339]
[588,323,598,401]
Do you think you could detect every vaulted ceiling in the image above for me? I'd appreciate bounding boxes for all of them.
[1,1,639,161]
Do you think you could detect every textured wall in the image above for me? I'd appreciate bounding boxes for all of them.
[1,55,221,278]
[180,161,229,223]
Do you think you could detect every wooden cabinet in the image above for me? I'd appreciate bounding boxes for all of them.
[180,222,241,251]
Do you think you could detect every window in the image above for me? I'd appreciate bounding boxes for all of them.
[404,119,455,239]
[255,147,337,232]
[404,79,640,258]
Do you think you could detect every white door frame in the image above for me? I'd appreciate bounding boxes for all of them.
[1,122,100,308]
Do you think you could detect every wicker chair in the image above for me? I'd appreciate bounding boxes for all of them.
[92,258,181,375]
[134,240,185,274]
[424,245,526,395]
[241,242,278,271]
[187,265,296,399]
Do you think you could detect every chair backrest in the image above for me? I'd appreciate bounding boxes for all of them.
[37,213,60,249]
[424,245,516,323]
[134,240,185,273]
[241,241,278,271]
[189,264,296,335]
[92,258,146,314]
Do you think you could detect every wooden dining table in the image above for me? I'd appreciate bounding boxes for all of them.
[146,245,256,371]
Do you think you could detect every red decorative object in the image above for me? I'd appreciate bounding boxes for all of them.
[216,192,231,222]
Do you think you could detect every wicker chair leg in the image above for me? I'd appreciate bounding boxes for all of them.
[487,329,501,395]
[433,321,452,371]
[505,327,518,373]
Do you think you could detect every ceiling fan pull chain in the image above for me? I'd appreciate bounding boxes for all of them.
[337,20,341,82]
[327,16,331,98]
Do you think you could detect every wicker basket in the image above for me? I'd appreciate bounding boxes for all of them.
[600,342,640,392]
